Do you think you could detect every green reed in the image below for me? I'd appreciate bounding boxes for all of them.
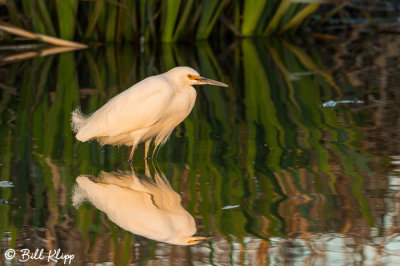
[4,0,322,43]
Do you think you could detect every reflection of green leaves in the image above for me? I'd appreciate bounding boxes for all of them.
[0,39,385,261]
[0,128,12,250]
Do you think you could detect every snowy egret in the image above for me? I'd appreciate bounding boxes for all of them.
[71,66,228,160]
[72,169,209,245]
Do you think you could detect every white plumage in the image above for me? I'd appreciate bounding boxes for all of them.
[72,170,210,245]
[71,66,228,160]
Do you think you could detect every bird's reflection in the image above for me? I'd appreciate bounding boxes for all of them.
[72,164,209,245]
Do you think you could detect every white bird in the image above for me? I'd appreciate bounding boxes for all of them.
[72,169,210,245]
[71,66,228,160]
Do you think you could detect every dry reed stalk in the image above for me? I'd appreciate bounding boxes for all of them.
[0,22,87,48]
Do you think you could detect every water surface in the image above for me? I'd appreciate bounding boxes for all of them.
[1,35,400,265]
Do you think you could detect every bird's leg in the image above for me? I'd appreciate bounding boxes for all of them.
[128,144,137,161]
[145,159,150,177]
[129,161,135,176]
[144,140,150,159]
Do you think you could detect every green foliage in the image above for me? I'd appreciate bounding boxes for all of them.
[241,0,269,36]
[0,39,384,262]
[83,0,105,40]
[195,0,228,40]
[55,0,79,39]
[161,0,182,42]
[4,0,321,42]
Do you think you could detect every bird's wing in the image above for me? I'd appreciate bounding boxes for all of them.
[78,77,174,139]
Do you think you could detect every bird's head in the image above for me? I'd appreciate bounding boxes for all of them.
[165,66,228,88]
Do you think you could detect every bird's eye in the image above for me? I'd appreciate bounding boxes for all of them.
[187,74,199,80]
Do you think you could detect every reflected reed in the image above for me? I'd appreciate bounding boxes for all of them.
[0,36,399,264]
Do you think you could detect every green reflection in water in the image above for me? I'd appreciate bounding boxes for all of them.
[0,38,384,264]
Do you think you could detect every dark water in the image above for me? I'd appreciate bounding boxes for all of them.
[1,34,400,265]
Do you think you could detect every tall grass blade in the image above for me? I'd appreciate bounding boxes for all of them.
[263,0,291,36]
[37,0,56,36]
[196,0,227,40]
[147,0,157,40]
[6,0,22,27]
[3,0,325,41]
[161,0,182,43]
[279,3,320,33]
[116,3,126,43]
[55,0,79,40]
[21,0,46,34]
[84,0,105,40]
[173,0,194,41]
[139,0,149,42]
[241,0,268,36]
[106,2,118,42]
[122,0,135,41]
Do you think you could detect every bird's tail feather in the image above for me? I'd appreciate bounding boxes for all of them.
[72,185,87,208]
[72,176,90,208]
[71,107,87,133]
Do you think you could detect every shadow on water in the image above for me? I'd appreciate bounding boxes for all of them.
[0,36,400,264]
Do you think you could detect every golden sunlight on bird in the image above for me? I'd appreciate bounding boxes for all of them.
[72,169,210,245]
[71,66,228,160]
